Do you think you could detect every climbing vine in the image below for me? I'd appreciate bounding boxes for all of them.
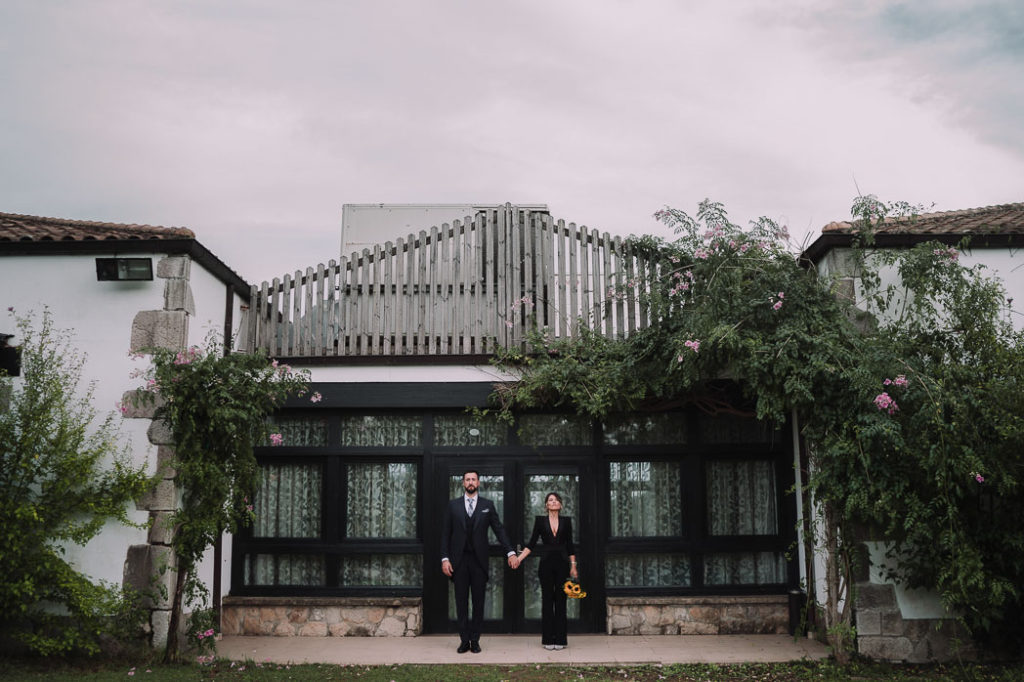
[490,198,1024,658]
[133,341,309,659]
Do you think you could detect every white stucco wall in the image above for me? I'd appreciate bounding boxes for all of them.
[812,242,1020,622]
[1,250,239,600]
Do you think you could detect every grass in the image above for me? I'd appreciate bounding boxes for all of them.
[2,658,1023,681]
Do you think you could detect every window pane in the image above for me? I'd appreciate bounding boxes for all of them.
[608,461,682,536]
[254,463,322,538]
[707,460,777,535]
[244,554,325,586]
[434,415,508,446]
[704,552,786,585]
[700,415,778,444]
[603,414,687,445]
[518,415,592,446]
[346,463,418,538]
[341,415,423,446]
[606,554,691,587]
[448,556,504,620]
[339,554,422,587]
[264,415,328,446]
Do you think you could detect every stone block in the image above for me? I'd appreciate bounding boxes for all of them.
[288,608,309,624]
[299,621,328,637]
[156,446,177,478]
[376,616,406,637]
[881,609,905,636]
[164,279,195,315]
[858,635,913,661]
[273,622,296,636]
[855,583,897,610]
[137,479,177,512]
[123,544,176,609]
[324,607,342,624]
[856,609,881,636]
[367,607,385,624]
[157,256,191,280]
[120,390,164,419]
[148,511,175,545]
[221,608,239,635]
[678,621,718,635]
[147,419,175,446]
[151,609,171,650]
[131,310,188,353]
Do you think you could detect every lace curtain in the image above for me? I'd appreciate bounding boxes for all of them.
[264,416,328,447]
[253,463,322,538]
[340,554,422,587]
[245,554,325,586]
[341,415,423,446]
[434,415,508,446]
[606,553,691,587]
[518,415,592,446]
[603,414,688,445]
[704,551,786,585]
[346,462,418,538]
[706,460,777,536]
[608,461,682,536]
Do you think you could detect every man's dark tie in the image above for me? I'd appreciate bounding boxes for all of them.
[468,498,474,515]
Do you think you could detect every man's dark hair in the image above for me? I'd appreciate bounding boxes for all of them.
[463,469,480,479]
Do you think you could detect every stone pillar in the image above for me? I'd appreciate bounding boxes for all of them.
[121,255,194,650]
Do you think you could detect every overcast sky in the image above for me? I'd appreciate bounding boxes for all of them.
[2,0,1022,284]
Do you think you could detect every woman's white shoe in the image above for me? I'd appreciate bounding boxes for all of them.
[553,644,565,650]
[544,644,556,650]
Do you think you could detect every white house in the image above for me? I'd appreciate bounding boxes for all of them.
[5,200,1018,660]
[0,212,250,647]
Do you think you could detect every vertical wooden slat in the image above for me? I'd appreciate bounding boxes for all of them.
[471,214,484,352]
[406,234,417,355]
[292,270,303,356]
[268,278,280,356]
[337,256,350,356]
[427,226,439,354]
[355,250,367,355]
[555,219,567,337]
[590,228,602,334]
[301,267,312,356]
[579,227,591,332]
[567,222,579,336]
[393,239,406,355]
[509,209,522,347]
[257,281,270,354]
[539,214,553,331]
[452,220,466,354]
[623,243,637,335]
[611,237,625,338]
[313,264,325,355]
[602,234,614,338]
[279,274,292,356]
[370,245,382,355]
[416,230,428,354]
[326,260,338,356]
[440,224,451,355]
[522,211,536,350]
[382,243,394,355]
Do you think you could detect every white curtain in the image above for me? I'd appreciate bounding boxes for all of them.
[706,460,777,536]
[608,461,682,537]
[346,462,418,538]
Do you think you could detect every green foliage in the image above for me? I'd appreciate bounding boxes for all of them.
[132,340,309,657]
[0,309,152,656]
[490,197,1024,654]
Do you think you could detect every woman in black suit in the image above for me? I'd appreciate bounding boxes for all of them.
[516,492,577,650]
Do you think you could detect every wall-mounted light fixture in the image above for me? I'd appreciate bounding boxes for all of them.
[95,257,153,281]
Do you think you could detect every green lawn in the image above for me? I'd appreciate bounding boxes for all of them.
[1,659,1022,681]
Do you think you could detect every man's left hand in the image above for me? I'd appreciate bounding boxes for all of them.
[507,555,520,569]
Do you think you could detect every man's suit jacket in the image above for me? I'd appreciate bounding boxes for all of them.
[441,496,514,575]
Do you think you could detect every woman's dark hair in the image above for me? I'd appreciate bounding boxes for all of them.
[545,491,563,506]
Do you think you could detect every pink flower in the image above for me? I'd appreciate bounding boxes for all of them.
[874,392,899,415]
[777,292,785,299]
[684,339,700,353]
[893,374,907,387]
[310,391,322,403]
[694,248,710,260]
[269,433,284,446]
[772,301,783,311]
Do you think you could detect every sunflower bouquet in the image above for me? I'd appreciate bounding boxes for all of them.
[563,579,587,599]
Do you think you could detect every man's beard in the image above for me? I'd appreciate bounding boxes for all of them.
[464,484,478,494]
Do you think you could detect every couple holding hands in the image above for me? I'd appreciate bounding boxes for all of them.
[440,470,578,653]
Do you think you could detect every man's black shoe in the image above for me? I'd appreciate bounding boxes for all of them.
[470,641,482,653]
[457,641,471,654]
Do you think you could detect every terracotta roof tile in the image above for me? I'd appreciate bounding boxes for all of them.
[821,202,1024,236]
[0,212,195,242]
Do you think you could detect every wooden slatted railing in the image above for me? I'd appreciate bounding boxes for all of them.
[241,205,655,358]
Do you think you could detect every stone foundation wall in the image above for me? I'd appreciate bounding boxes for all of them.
[606,595,789,635]
[855,583,975,662]
[221,597,422,637]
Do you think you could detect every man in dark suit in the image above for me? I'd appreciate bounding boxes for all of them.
[441,469,519,653]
